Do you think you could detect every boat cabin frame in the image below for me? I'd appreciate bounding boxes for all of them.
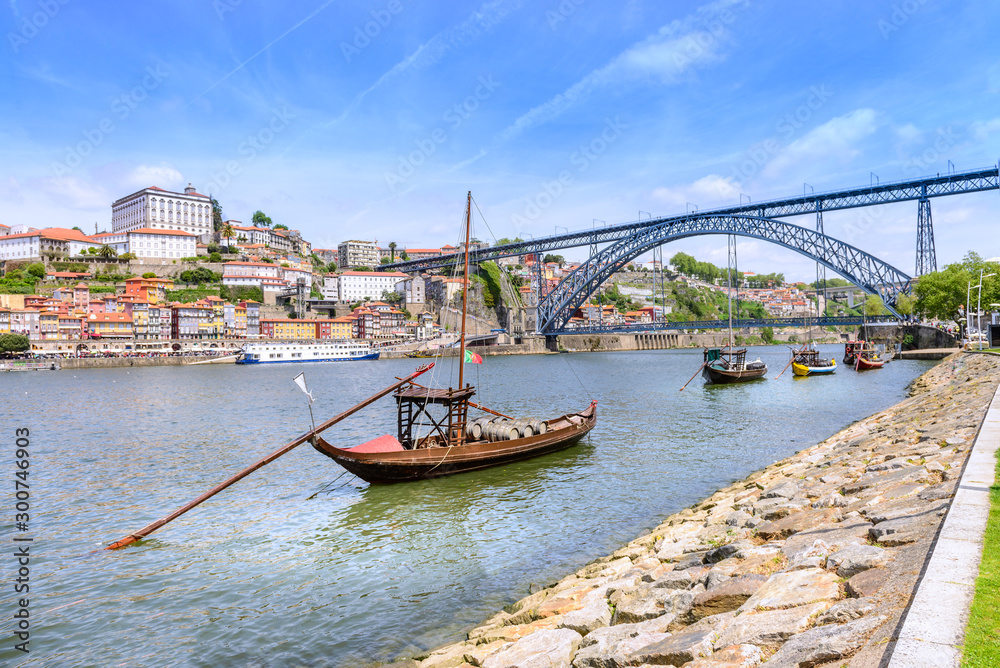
[394,386,474,449]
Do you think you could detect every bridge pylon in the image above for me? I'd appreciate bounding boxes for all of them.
[915,194,937,276]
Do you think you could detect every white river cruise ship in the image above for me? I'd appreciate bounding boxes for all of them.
[236,341,380,364]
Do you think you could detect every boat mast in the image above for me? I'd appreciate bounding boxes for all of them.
[458,191,472,390]
[727,234,734,349]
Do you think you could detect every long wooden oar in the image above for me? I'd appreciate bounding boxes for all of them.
[679,361,709,391]
[105,364,435,550]
[774,346,801,379]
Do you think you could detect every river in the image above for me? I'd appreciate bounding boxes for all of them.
[0,346,935,667]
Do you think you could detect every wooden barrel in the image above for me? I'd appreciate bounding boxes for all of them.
[530,419,547,435]
[465,420,483,441]
[502,425,520,440]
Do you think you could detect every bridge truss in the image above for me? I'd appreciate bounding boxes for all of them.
[564,315,897,335]
[535,215,913,333]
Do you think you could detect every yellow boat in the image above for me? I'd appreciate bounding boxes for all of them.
[791,348,837,376]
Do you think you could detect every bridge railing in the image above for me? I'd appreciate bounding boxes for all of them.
[548,315,897,335]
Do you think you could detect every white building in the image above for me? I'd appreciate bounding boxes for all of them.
[0,228,99,260]
[395,275,426,307]
[338,240,380,269]
[221,261,283,290]
[111,184,213,240]
[339,270,409,303]
[91,228,196,259]
[281,266,313,287]
[321,273,339,301]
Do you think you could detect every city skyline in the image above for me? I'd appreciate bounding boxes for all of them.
[2,1,999,280]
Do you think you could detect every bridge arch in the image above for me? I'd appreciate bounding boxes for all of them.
[536,214,912,333]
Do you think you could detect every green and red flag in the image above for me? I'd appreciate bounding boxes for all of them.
[465,349,483,364]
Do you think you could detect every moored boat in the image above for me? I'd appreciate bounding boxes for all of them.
[236,340,379,364]
[854,354,885,370]
[702,346,768,384]
[313,191,597,482]
[844,340,865,365]
[791,348,837,376]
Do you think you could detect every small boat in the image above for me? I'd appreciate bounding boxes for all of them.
[236,341,379,364]
[844,340,865,365]
[702,346,768,384]
[312,191,597,483]
[695,235,767,386]
[854,352,885,371]
[791,347,837,376]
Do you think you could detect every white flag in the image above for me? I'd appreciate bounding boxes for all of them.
[293,372,314,403]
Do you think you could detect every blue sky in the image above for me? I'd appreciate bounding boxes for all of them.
[2,0,999,280]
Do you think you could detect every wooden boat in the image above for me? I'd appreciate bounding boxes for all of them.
[791,348,837,376]
[702,346,768,384]
[854,352,884,370]
[696,235,767,385]
[844,340,865,365]
[312,192,597,483]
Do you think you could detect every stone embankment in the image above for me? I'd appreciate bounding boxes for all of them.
[392,352,1000,668]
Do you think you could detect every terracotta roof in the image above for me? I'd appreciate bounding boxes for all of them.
[4,227,96,243]
[224,261,278,268]
[341,270,408,277]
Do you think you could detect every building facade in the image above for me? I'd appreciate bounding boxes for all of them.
[337,240,380,269]
[111,184,213,239]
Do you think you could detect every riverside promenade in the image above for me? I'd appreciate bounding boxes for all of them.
[392,352,1000,668]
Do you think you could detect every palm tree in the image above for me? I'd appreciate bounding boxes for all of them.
[389,241,397,262]
[222,221,235,249]
[97,244,117,259]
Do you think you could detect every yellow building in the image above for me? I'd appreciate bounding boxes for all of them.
[261,318,317,340]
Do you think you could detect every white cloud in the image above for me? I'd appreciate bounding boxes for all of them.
[895,123,922,145]
[970,118,1000,142]
[34,176,109,210]
[125,164,184,190]
[499,0,746,141]
[762,108,881,179]
[651,174,740,212]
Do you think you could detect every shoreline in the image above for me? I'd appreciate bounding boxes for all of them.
[389,351,1000,668]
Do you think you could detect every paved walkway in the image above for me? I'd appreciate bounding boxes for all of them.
[887,378,1000,667]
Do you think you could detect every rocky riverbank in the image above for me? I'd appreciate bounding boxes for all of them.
[390,351,1000,668]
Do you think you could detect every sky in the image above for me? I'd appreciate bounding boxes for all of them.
[2,0,999,281]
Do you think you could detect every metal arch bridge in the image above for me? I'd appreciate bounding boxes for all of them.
[536,214,913,332]
[379,165,999,332]
[382,166,999,274]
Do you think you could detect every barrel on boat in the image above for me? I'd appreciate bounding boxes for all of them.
[530,418,547,435]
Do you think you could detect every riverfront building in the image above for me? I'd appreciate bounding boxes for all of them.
[111,184,213,239]
[338,240,380,269]
[91,228,197,260]
[338,270,409,303]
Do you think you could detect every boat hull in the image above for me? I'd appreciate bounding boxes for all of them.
[311,403,597,483]
[702,363,767,384]
[792,361,836,376]
[854,358,884,370]
[236,352,379,364]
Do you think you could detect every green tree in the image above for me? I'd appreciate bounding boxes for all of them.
[543,254,565,265]
[209,252,222,263]
[142,272,157,279]
[72,226,82,231]
[97,244,117,258]
[119,252,136,261]
[274,223,288,230]
[380,257,391,264]
[388,241,397,261]
[26,263,46,280]
[761,326,775,344]
[670,252,697,275]
[326,261,338,273]
[212,198,223,232]
[863,294,888,317]
[400,251,409,261]
[894,292,915,317]
[251,210,272,228]
[0,333,30,354]
[221,221,235,247]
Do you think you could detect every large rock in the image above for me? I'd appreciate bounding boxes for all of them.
[571,631,671,668]
[760,481,799,499]
[761,615,886,667]
[474,617,563,644]
[481,628,582,668]
[559,590,611,636]
[689,575,768,621]
[825,544,889,578]
[780,520,872,558]
[816,597,876,624]
[738,569,840,613]
[846,568,891,598]
[537,585,598,619]
[611,587,694,625]
[714,602,830,649]
[651,570,694,590]
[578,614,676,649]
[628,626,716,666]
[754,508,843,540]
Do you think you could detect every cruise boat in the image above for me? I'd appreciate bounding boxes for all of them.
[236,341,379,364]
